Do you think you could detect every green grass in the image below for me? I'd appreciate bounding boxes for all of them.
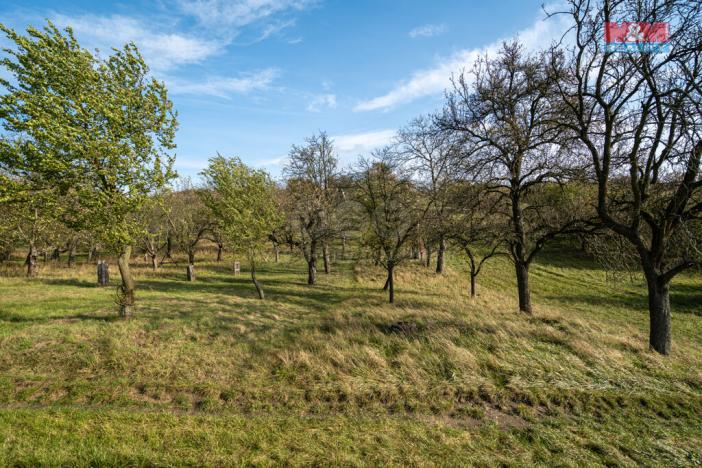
[0,246,701,466]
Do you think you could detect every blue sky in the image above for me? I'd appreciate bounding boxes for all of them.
[0,0,569,178]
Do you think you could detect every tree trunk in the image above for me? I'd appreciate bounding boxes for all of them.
[308,256,317,285]
[216,243,223,262]
[436,236,446,274]
[323,243,330,274]
[470,272,477,298]
[25,245,37,278]
[251,262,264,299]
[425,245,432,268]
[187,249,195,265]
[165,235,173,259]
[151,254,158,271]
[88,244,97,263]
[51,247,60,261]
[307,242,317,285]
[67,243,77,267]
[515,261,532,314]
[387,263,395,304]
[117,245,135,317]
[273,243,279,263]
[646,273,672,355]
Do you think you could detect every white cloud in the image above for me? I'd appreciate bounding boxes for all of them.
[409,23,448,39]
[166,68,279,97]
[356,13,571,112]
[178,0,316,28]
[332,129,396,162]
[306,93,337,112]
[52,14,222,72]
[257,19,297,41]
[258,155,288,166]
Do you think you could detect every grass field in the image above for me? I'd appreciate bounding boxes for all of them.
[0,246,701,466]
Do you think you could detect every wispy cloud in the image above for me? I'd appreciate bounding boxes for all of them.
[332,129,396,163]
[356,13,570,112]
[306,93,337,112]
[167,68,279,97]
[408,23,447,39]
[177,0,317,28]
[52,14,222,72]
[258,155,288,167]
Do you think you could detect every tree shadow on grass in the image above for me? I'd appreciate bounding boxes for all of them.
[0,309,121,323]
[542,286,702,317]
[38,278,103,289]
[135,274,380,314]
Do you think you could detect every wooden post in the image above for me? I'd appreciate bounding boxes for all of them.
[187,264,195,281]
[97,261,109,286]
[233,261,240,275]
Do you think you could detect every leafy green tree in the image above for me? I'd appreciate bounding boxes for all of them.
[0,22,177,316]
[201,156,281,299]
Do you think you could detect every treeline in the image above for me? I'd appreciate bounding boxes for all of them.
[1,0,702,355]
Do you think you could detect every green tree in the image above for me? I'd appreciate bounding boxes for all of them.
[201,156,281,299]
[0,22,177,316]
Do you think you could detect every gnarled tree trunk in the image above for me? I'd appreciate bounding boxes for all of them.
[515,261,532,314]
[645,272,672,355]
[307,240,318,285]
[216,243,223,262]
[117,245,135,317]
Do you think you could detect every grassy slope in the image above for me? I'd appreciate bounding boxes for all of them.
[0,247,701,466]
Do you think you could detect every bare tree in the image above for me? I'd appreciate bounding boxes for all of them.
[446,182,504,298]
[284,132,343,284]
[135,197,168,271]
[396,115,459,274]
[166,179,213,266]
[354,149,429,303]
[440,42,588,313]
[549,0,702,354]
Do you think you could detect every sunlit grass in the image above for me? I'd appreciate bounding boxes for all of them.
[0,245,701,465]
